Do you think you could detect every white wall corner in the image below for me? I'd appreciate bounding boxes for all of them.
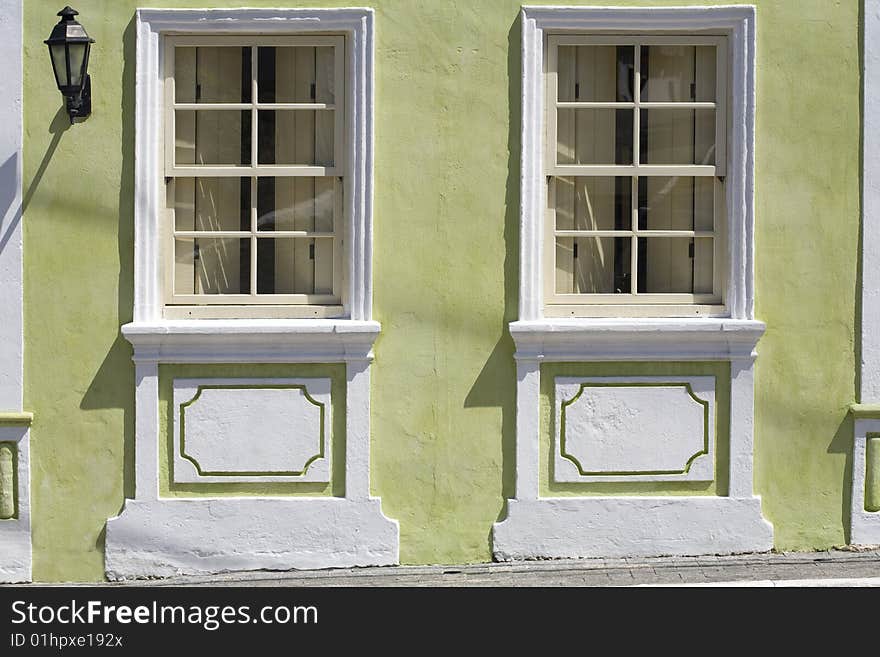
[849,1,880,546]
[0,0,23,413]
[862,0,880,404]
[0,0,29,583]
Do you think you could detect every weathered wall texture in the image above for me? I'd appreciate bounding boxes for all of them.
[21,0,860,580]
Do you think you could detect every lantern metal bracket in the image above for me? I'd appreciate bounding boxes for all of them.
[66,74,91,123]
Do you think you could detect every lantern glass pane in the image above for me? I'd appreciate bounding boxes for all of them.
[67,43,88,88]
[50,44,68,87]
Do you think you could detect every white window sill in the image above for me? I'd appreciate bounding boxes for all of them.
[121,319,381,363]
[510,317,765,361]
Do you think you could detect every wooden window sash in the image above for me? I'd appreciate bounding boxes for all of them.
[162,35,345,308]
[544,34,728,311]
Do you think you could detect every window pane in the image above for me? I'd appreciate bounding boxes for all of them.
[175,47,251,104]
[258,178,337,232]
[638,177,714,231]
[258,110,334,166]
[554,177,630,231]
[641,108,715,165]
[556,237,631,294]
[642,45,716,103]
[557,109,633,165]
[259,46,335,104]
[557,45,633,102]
[175,110,250,166]
[257,238,334,294]
[174,178,250,232]
[174,238,250,295]
[638,237,713,294]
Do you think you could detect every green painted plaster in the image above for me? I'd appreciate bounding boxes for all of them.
[559,382,710,477]
[159,364,345,498]
[541,363,730,496]
[22,0,861,580]
[178,384,327,478]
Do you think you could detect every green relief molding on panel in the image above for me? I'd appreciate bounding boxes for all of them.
[179,384,326,478]
[0,412,33,426]
[540,361,730,497]
[866,435,880,513]
[159,363,346,498]
[0,443,17,520]
[559,382,710,477]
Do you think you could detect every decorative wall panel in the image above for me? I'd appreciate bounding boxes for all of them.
[173,378,331,484]
[554,376,715,483]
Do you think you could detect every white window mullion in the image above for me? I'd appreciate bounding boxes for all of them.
[631,174,639,295]
[250,175,258,299]
[250,47,259,300]
[633,43,641,168]
[251,46,258,169]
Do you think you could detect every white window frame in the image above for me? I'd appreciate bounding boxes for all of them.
[494,6,772,563]
[111,8,398,580]
[543,34,728,316]
[518,6,755,322]
[133,9,374,323]
[162,34,347,316]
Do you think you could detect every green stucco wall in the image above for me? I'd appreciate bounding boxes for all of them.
[21,0,861,581]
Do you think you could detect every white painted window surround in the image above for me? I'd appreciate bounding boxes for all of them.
[493,6,773,560]
[108,8,398,580]
[851,0,880,545]
[0,0,30,584]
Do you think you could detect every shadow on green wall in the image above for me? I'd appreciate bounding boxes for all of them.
[22,108,69,215]
[827,413,854,543]
[463,13,521,556]
[79,16,136,546]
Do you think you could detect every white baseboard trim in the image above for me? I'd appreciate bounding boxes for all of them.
[0,425,30,583]
[105,497,399,580]
[493,497,773,560]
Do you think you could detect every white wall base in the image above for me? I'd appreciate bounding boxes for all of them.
[0,530,29,582]
[105,497,399,580]
[0,425,30,583]
[0,0,26,583]
[851,416,880,545]
[493,497,773,560]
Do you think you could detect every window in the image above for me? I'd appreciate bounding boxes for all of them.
[163,36,346,318]
[544,35,728,317]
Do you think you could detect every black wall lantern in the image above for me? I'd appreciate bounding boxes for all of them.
[44,6,94,124]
